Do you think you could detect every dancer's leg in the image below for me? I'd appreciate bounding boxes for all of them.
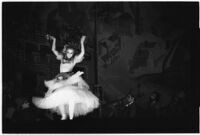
[68,102,75,120]
[59,105,67,120]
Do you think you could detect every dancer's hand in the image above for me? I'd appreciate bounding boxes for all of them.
[68,71,84,81]
[80,35,86,44]
[76,71,84,76]
[46,34,56,40]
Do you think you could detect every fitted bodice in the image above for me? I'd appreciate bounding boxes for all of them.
[60,61,76,73]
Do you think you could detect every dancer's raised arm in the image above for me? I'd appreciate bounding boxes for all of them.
[46,35,63,60]
[74,35,86,63]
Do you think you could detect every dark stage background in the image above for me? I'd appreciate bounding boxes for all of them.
[2,2,199,133]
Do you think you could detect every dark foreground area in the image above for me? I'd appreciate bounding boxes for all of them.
[3,114,199,133]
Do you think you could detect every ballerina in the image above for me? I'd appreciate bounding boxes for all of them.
[43,35,87,95]
[48,35,85,78]
[32,35,99,120]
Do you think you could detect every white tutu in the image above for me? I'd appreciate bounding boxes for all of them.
[32,71,99,120]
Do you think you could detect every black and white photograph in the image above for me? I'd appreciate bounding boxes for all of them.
[2,1,199,133]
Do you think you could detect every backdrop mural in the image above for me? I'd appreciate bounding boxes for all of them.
[3,2,193,103]
[94,3,182,101]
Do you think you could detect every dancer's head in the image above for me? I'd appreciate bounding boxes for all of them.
[62,44,76,60]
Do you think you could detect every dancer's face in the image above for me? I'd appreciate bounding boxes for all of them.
[66,49,74,59]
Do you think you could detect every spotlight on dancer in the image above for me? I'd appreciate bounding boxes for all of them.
[32,34,99,120]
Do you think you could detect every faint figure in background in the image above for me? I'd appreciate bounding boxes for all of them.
[148,91,161,118]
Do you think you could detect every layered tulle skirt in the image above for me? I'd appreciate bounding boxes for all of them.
[32,71,99,120]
